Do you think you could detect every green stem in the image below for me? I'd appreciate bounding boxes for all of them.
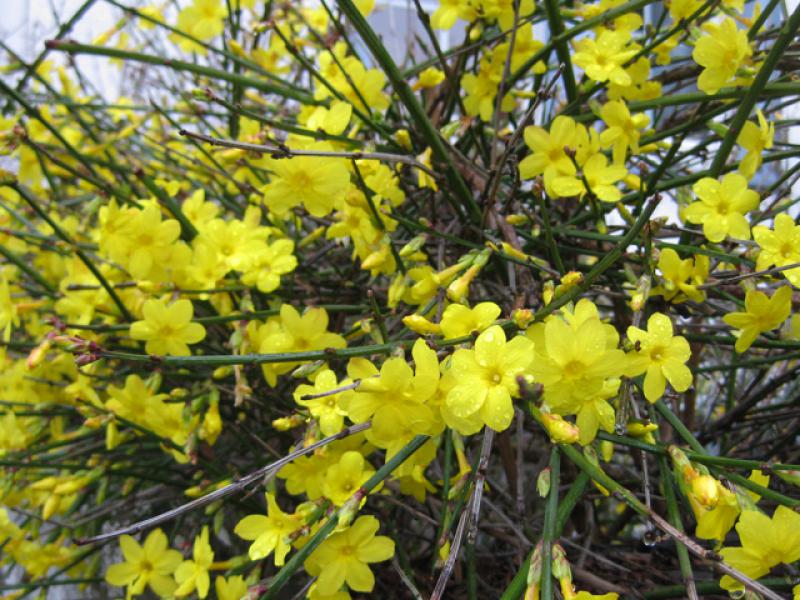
[543,0,577,102]
[540,447,560,600]
[659,454,697,599]
[336,0,481,223]
[0,243,57,296]
[44,40,317,105]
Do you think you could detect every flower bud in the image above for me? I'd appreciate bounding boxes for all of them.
[446,264,480,304]
[403,314,442,335]
[691,475,720,507]
[513,308,535,329]
[395,129,412,150]
[272,414,306,431]
[543,281,555,305]
[537,467,551,498]
[27,339,51,369]
[552,543,572,582]
[541,413,580,444]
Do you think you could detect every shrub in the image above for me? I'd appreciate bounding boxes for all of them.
[1,0,800,598]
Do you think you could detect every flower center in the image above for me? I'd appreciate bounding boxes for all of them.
[563,360,585,378]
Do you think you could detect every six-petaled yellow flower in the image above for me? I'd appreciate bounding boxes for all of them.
[129,298,206,356]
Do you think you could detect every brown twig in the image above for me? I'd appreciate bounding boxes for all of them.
[178,129,437,177]
[74,421,371,545]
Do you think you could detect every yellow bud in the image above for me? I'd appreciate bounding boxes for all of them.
[402,314,442,335]
[541,413,580,444]
[506,214,529,226]
[185,485,204,498]
[399,235,427,258]
[627,421,658,437]
[512,308,535,329]
[106,421,120,450]
[600,440,614,462]
[691,475,720,507]
[395,129,412,150]
[53,478,88,495]
[272,415,306,431]
[30,476,58,491]
[543,281,555,306]
[42,495,60,521]
[560,271,583,287]
[500,242,528,261]
[228,40,247,57]
[629,291,646,312]
[82,416,105,429]
[213,366,232,379]
[27,340,51,369]
[436,262,468,286]
[447,264,480,304]
[437,540,451,567]
[299,226,325,248]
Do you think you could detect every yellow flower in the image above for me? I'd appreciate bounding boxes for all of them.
[304,515,394,594]
[181,189,219,228]
[608,56,662,101]
[413,67,446,90]
[461,55,514,121]
[528,302,626,412]
[175,526,213,598]
[295,369,348,436]
[683,173,759,243]
[720,507,800,590]
[261,150,350,218]
[723,286,792,353]
[341,339,439,446]
[215,575,249,600]
[753,213,800,287]
[234,493,302,565]
[625,313,693,402]
[322,450,375,506]
[552,153,627,202]
[668,0,703,21]
[173,0,227,53]
[573,30,638,86]
[354,0,376,16]
[692,17,752,94]
[737,110,774,179]
[431,0,476,29]
[445,325,535,433]
[256,305,347,386]
[305,101,353,136]
[237,238,297,293]
[651,248,708,303]
[105,529,182,598]
[439,301,501,339]
[519,116,579,194]
[129,298,206,356]
[116,204,182,282]
[599,100,650,164]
